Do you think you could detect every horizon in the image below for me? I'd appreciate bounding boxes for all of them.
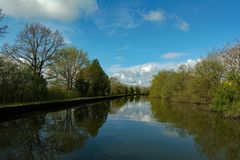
[1,0,240,86]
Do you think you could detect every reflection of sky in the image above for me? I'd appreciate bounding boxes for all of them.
[109,101,155,123]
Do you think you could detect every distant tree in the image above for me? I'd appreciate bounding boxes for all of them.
[110,77,126,94]
[75,59,110,96]
[135,86,141,95]
[129,87,134,95]
[50,47,89,92]
[0,9,7,37]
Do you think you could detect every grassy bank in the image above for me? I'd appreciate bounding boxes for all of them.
[0,94,138,122]
[0,94,135,109]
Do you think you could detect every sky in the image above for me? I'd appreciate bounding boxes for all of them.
[0,0,240,86]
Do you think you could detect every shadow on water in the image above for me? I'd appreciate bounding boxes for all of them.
[0,97,133,160]
[150,99,240,160]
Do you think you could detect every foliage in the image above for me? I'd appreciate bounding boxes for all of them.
[49,47,89,92]
[0,22,116,104]
[0,56,46,103]
[211,83,237,112]
[75,59,110,96]
[150,42,240,116]
[129,87,134,94]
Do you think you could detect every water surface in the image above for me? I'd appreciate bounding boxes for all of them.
[0,96,240,160]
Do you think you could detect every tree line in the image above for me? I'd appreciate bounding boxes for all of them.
[0,23,144,104]
[150,40,240,117]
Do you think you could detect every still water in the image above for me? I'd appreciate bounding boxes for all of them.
[0,96,240,160]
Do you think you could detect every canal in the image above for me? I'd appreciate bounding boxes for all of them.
[0,96,239,160]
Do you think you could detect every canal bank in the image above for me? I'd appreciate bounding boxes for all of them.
[0,94,140,121]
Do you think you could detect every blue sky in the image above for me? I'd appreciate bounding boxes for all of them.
[0,0,240,86]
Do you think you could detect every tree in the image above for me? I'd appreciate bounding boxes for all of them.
[192,54,224,102]
[135,86,141,95]
[75,59,110,96]
[50,47,89,92]
[0,56,35,103]
[3,23,64,77]
[3,23,64,99]
[129,87,134,95]
[222,40,240,87]
[0,9,7,37]
[110,77,127,94]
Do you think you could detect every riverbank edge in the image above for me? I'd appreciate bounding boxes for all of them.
[0,94,139,111]
[149,97,240,119]
[0,94,147,122]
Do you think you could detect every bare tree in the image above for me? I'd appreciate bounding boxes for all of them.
[0,9,7,36]
[4,23,64,77]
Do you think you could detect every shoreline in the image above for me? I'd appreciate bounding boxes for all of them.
[0,94,140,122]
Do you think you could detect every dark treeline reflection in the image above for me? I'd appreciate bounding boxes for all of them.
[150,99,240,160]
[0,98,130,160]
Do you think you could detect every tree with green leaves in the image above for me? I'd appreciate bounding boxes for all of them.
[192,54,224,102]
[3,23,64,99]
[135,86,141,95]
[129,87,134,95]
[110,77,127,95]
[75,59,110,96]
[50,47,89,92]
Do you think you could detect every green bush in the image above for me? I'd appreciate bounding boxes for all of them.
[211,83,238,112]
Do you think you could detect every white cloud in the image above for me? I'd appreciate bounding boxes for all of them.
[162,52,183,59]
[93,6,189,36]
[0,0,98,21]
[184,58,201,67]
[94,8,140,36]
[108,59,199,87]
[176,21,190,31]
[115,43,135,51]
[143,10,165,22]
[115,56,124,61]
[108,62,177,87]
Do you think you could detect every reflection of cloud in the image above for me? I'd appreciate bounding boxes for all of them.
[110,102,155,123]
[162,130,179,138]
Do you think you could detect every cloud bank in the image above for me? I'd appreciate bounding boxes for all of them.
[108,59,199,87]
[0,0,98,21]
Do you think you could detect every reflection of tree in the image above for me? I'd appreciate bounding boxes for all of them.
[110,97,129,114]
[0,101,111,159]
[0,115,51,159]
[74,101,110,137]
[150,99,240,160]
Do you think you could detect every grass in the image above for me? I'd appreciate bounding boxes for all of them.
[0,94,133,109]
